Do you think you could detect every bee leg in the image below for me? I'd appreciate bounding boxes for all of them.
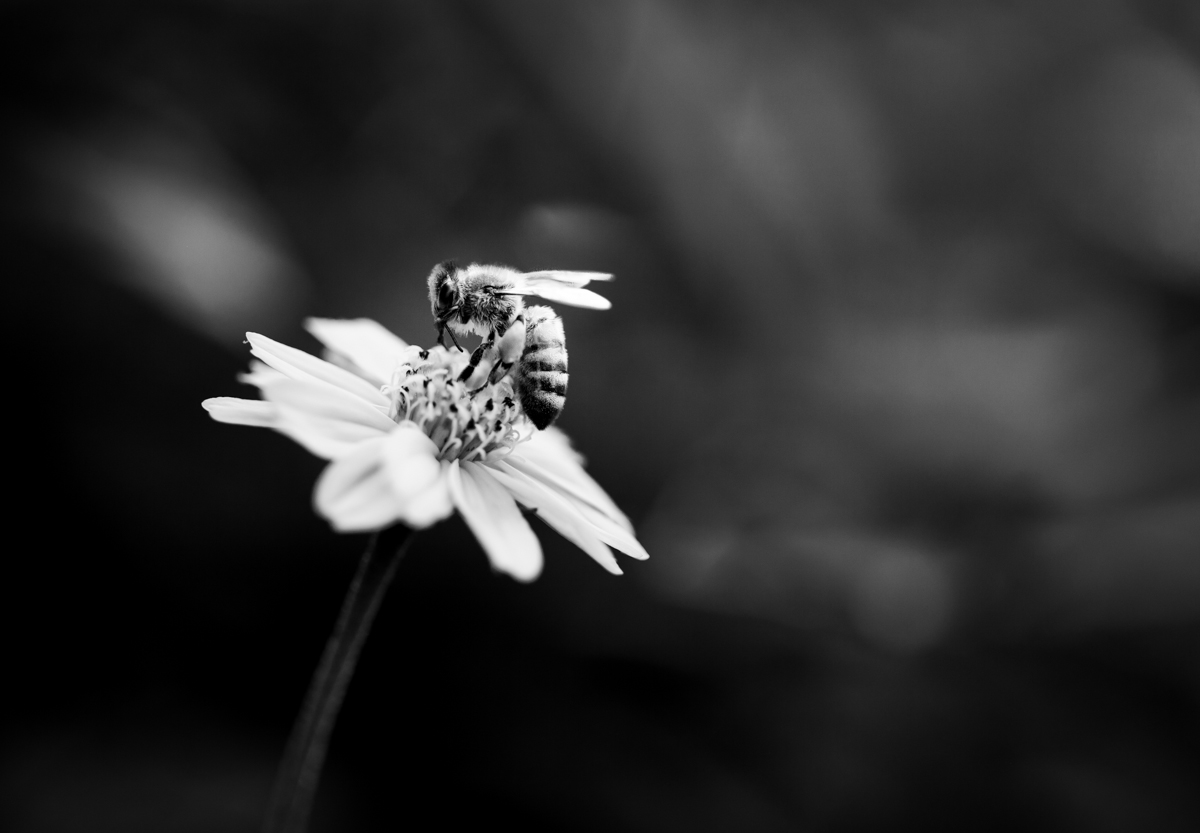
[466,355,502,395]
[458,330,497,385]
[467,358,511,394]
[474,313,523,391]
[484,357,515,387]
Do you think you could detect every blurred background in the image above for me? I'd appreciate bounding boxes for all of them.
[4,0,1200,830]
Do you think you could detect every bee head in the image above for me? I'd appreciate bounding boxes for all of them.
[427,260,460,347]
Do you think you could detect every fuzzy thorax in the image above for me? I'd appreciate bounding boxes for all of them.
[382,346,528,463]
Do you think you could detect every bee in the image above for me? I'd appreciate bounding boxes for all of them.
[427,261,613,429]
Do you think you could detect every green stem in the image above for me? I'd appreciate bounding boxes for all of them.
[263,524,414,833]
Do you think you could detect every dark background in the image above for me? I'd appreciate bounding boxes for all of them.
[5,1,1200,831]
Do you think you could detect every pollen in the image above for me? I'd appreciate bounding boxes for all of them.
[381,346,526,463]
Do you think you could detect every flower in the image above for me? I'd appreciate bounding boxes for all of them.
[202,318,648,581]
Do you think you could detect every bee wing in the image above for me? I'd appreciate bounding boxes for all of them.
[514,270,614,309]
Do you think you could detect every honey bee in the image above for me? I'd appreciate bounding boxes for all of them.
[427,261,613,429]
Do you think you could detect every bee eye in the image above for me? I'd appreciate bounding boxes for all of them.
[437,282,456,310]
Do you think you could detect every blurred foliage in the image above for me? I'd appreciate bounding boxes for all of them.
[3,0,1200,831]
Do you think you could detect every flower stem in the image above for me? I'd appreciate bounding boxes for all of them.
[263,524,414,833]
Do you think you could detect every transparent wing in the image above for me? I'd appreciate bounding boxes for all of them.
[514,270,614,310]
[522,270,614,288]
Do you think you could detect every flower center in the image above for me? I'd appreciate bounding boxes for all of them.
[383,346,527,463]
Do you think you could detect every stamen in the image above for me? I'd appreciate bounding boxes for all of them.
[383,345,527,462]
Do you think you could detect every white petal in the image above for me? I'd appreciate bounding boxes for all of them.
[448,461,543,581]
[258,377,395,433]
[397,475,455,529]
[202,397,276,427]
[313,439,402,532]
[305,318,415,386]
[274,407,387,460]
[246,332,388,407]
[524,424,584,464]
[582,512,650,561]
[504,455,648,561]
[237,360,288,388]
[488,461,621,575]
[511,431,634,531]
[381,426,454,528]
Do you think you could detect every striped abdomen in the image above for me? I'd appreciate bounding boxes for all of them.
[515,305,568,429]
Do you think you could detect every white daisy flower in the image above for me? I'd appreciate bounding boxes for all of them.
[202,318,648,581]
